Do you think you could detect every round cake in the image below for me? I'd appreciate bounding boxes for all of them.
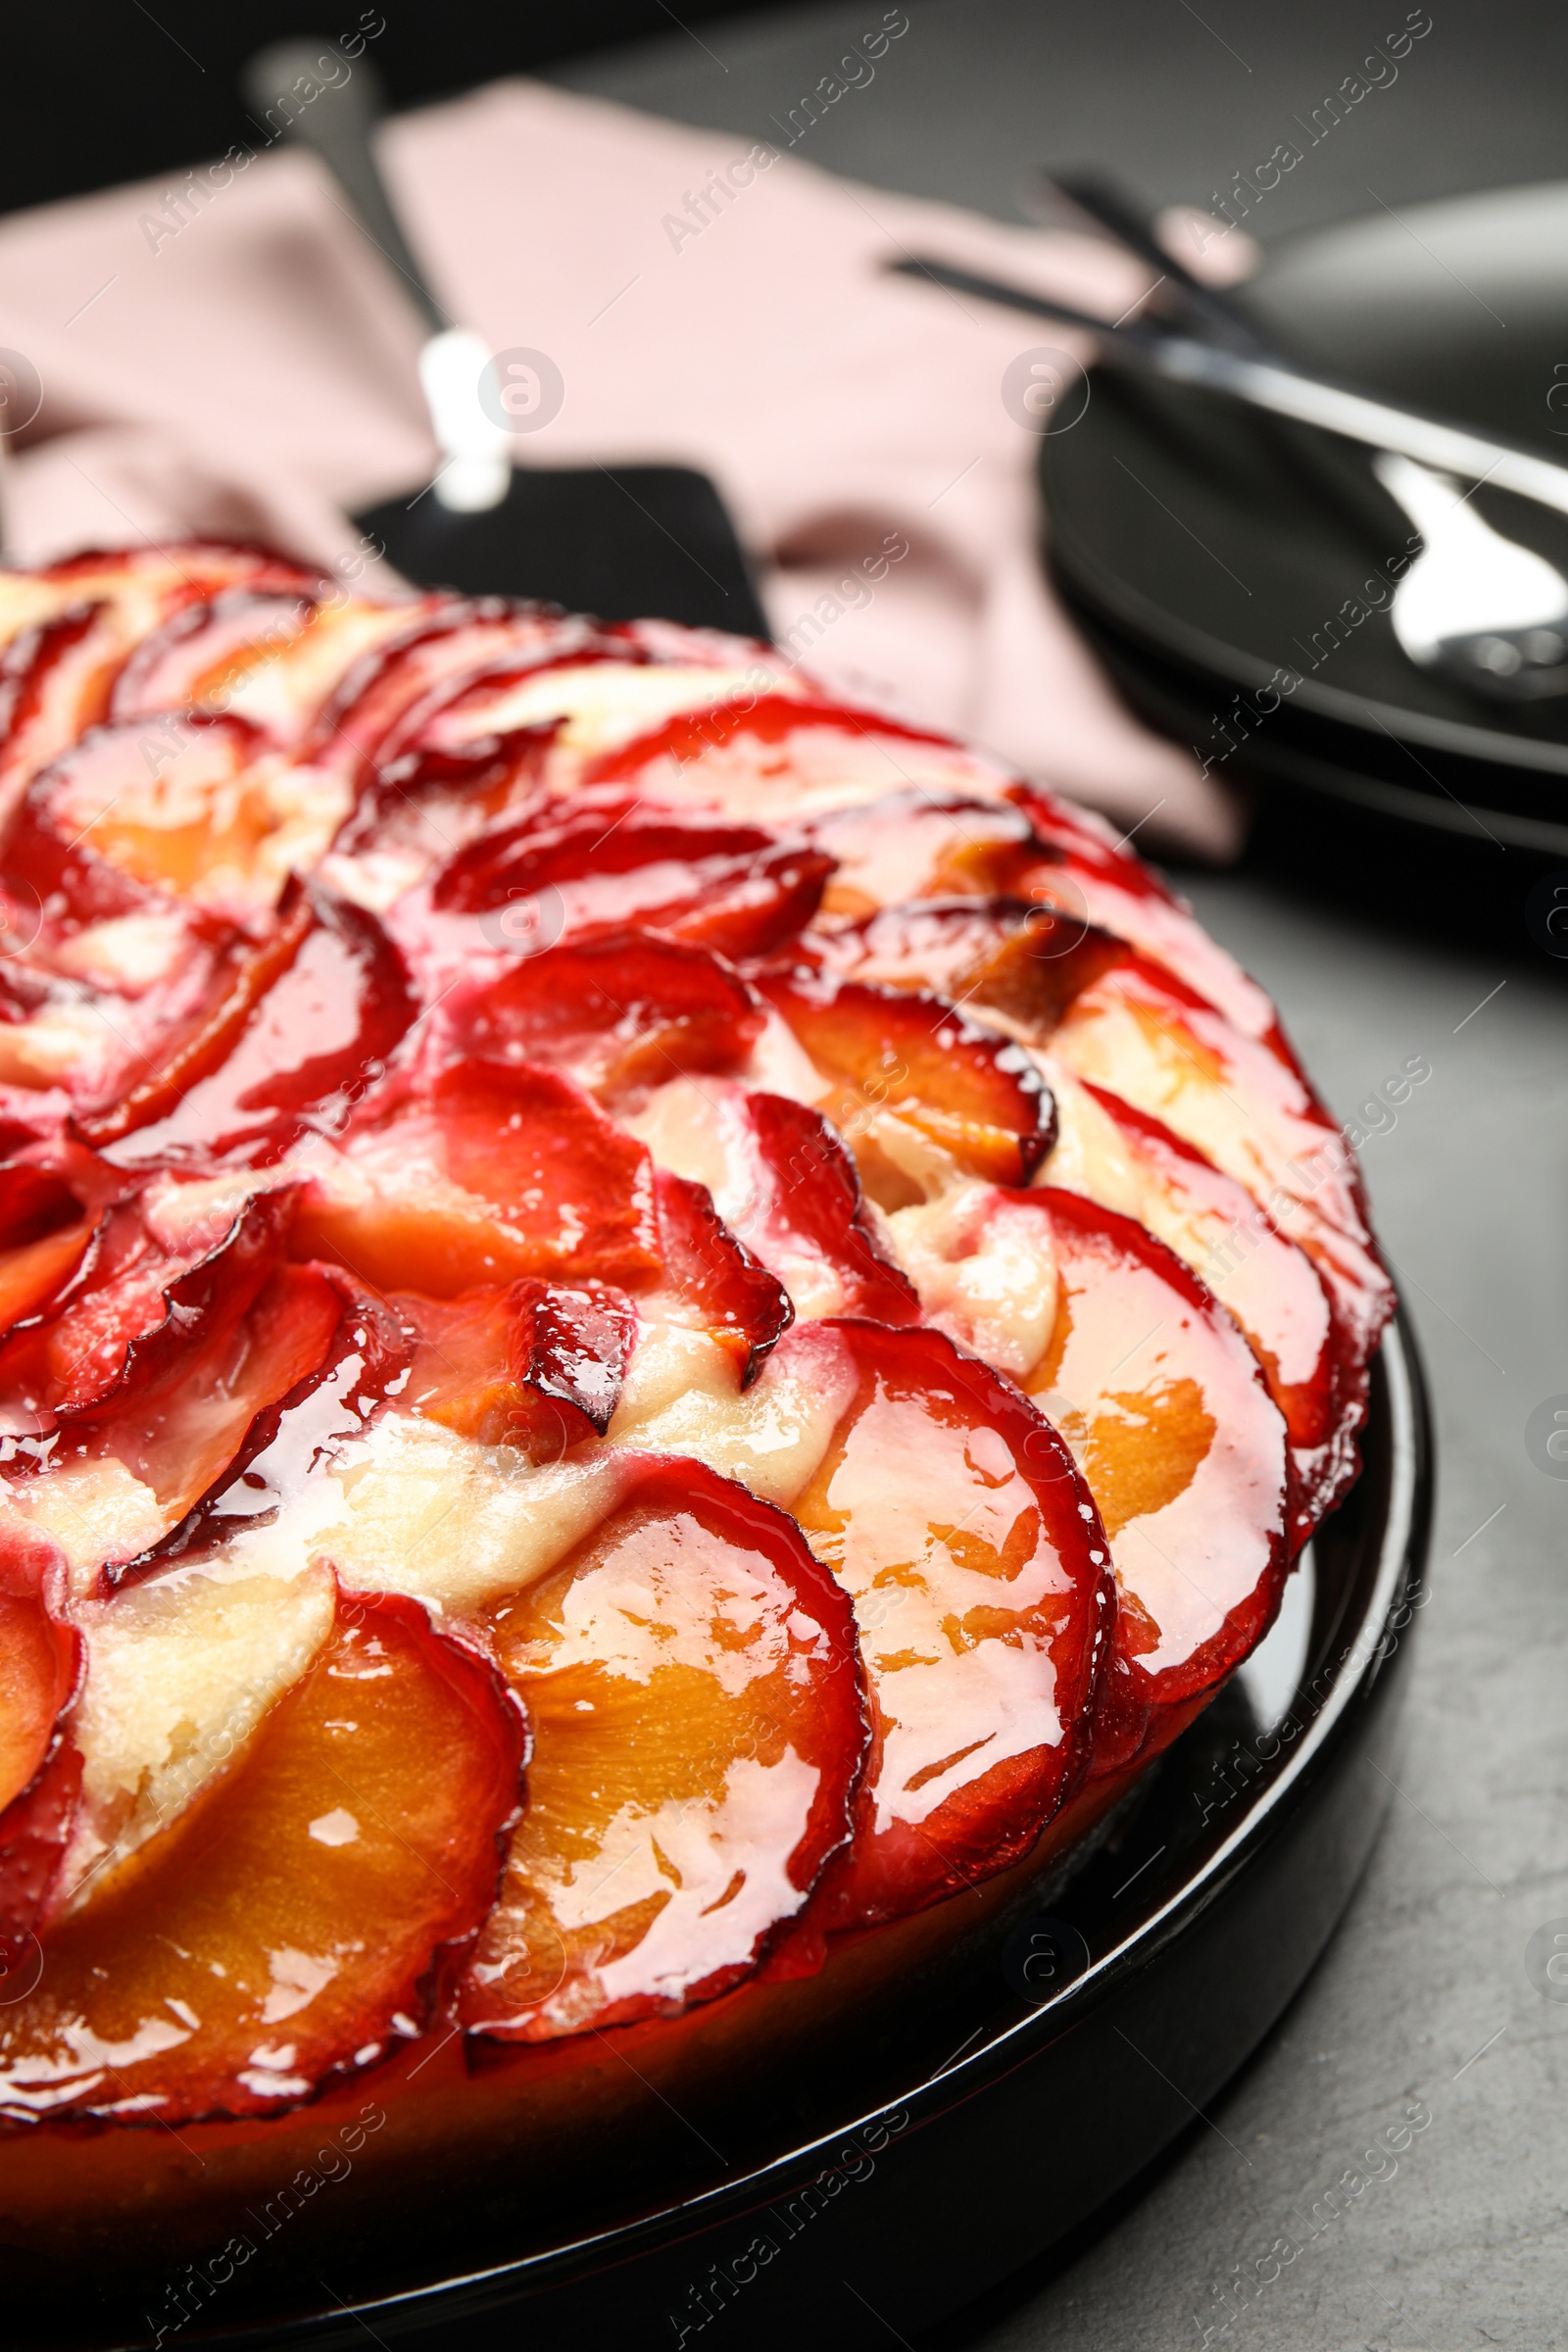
[0,544,1392,2147]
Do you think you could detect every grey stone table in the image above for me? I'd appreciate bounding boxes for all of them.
[549,7,1568,2343]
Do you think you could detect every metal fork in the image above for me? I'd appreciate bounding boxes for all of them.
[893,173,1568,701]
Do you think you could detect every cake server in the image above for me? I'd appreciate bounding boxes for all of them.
[241,39,766,631]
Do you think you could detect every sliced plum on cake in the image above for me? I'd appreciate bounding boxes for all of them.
[292,1055,789,1371]
[800,781,1280,1045]
[0,1732,82,1954]
[318,630,815,907]
[437,931,765,1108]
[302,603,784,809]
[398,1278,638,1456]
[0,1521,79,1941]
[0,1147,120,1335]
[878,1183,1289,1778]
[1004,784,1285,1048]
[789,1323,1113,1932]
[755,967,1054,1200]
[293,1057,664,1296]
[460,1454,868,2039]
[578,687,1267,1034]
[61,1256,344,1573]
[1041,1074,1368,1544]
[0,1179,351,1580]
[0,1171,292,1431]
[318,623,668,890]
[959,913,1392,1351]
[628,1077,919,1325]
[649,1165,793,1381]
[437,946,911,1323]
[297,600,570,788]
[0,1580,524,2124]
[0,721,415,1135]
[0,1520,83,1957]
[28,1310,866,2055]
[580,691,1019,823]
[415,789,833,969]
[0,543,330,831]
[419,638,807,795]
[94,884,417,1165]
[9,712,311,932]
[814,893,1392,1493]
[106,579,323,725]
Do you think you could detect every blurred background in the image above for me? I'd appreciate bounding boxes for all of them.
[14,0,1568,233]
[16,0,1568,931]
[9,7,1567,2348]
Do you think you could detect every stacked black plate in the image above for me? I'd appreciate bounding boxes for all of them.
[1040,180,1568,943]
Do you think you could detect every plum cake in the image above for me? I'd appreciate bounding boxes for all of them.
[0,544,1393,2129]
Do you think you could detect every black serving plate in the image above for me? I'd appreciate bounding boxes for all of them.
[30,1312,1429,2352]
[1040,180,1568,897]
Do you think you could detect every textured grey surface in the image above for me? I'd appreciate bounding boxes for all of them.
[1095,872,1568,2352]
[548,0,1568,241]
[553,7,1568,2343]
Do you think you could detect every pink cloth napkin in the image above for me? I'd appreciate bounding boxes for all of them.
[0,77,1246,859]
